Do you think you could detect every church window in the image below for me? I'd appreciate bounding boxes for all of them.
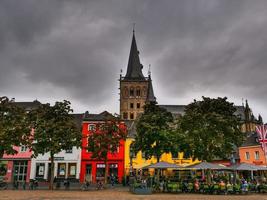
[123,87,128,97]
[136,87,141,97]
[130,88,134,97]
[130,103,134,109]
[137,103,140,109]
[143,87,147,97]
[130,113,134,120]
[123,112,128,119]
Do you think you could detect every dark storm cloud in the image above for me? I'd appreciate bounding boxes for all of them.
[0,0,267,120]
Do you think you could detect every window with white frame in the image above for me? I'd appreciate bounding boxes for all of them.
[88,124,96,131]
[20,145,27,152]
[255,151,260,160]
[245,152,250,160]
[65,147,73,154]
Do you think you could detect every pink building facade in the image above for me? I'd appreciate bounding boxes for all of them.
[1,146,32,183]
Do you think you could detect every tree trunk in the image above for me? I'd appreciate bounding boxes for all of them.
[104,158,108,185]
[50,152,54,190]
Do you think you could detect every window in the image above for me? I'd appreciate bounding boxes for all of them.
[255,151,260,160]
[110,144,119,153]
[58,163,66,177]
[136,88,141,97]
[68,163,76,177]
[35,163,45,179]
[245,152,250,160]
[137,103,140,109]
[20,145,27,152]
[130,113,134,120]
[130,88,134,97]
[96,164,105,178]
[143,87,147,97]
[123,87,128,97]
[130,103,134,109]
[65,147,73,154]
[123,112,128,119]
[88,124,96,131]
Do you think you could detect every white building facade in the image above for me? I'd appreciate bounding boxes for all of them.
[30,147,81,182]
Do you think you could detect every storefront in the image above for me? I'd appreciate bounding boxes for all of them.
[30,147,81,182]
[80,161,124,183]
[1,146,32,183]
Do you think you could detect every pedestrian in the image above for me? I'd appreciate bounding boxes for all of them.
[110,173,115,187]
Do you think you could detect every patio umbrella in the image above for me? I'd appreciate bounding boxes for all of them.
[229,163,266,181]
[142,161,182,169]
[186,161,228,182]
[186,161,228,170]
[229,163,261,171]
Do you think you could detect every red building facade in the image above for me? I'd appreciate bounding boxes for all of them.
[80,111,126,183]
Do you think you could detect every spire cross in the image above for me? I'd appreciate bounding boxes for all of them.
[148,64,151,76]
[133,23,135,33]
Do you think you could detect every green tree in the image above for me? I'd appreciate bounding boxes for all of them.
[86,118,126,184]
[0,96,31,158]
[30,100,81,189]
[176,97,244,162]
[132,102,174,162]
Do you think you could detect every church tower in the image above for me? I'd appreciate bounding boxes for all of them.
[119,31,156,120]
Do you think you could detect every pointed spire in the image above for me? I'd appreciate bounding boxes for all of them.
[146,72,157,103]
[258,114,263,124]
[124,31,145,80]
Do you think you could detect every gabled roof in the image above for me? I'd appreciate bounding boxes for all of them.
[71,113,84,127]
[124,32,145,81]
[83,111,116,121]
[14,100,42,111]
[159,105,246,120]
[241,132,260,147]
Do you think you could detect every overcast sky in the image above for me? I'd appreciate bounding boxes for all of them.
[1,0,267,121]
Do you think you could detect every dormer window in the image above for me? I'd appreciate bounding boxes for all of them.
[88,124,96,131]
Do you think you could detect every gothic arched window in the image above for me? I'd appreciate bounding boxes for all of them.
[130,87,134,97]
[123,87,128,97]
[136,87,141,97]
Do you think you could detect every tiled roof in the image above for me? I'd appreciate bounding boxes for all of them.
[14,100,42,111]
[71,113,84,127]
[159,105,246,120]
[83,111,116,121]
[241,132,260,147]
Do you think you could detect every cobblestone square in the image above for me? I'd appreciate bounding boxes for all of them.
[1,189,267,200]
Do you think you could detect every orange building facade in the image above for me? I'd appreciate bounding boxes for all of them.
[239,145,266,165]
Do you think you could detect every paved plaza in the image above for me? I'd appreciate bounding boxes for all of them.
[1,189,267,200]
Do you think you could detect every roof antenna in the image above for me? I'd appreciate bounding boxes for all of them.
[242,98,244,106]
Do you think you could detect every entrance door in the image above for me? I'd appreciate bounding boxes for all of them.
[13,161,28,183]
[47,163,51,181]
[85,164,92,182]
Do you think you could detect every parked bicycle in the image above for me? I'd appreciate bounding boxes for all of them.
[0,177,7,190]
[81,181,90,191]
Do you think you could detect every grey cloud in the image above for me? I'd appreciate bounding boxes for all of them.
[0,0,267,121]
